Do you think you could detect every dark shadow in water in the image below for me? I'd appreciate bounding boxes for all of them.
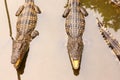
[81,0,120,31]
[17,71,21,80]
[72,67,80,76]
[16,48,29,80]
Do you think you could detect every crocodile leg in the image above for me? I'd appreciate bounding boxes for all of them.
[34,5,41,14]
[31,30,39,39]
[63,7,71,18]
[80,6,88,17]
[15,5,24,16]
[64,0,69,8]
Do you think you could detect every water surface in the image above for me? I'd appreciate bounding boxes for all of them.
[0,0,120,80]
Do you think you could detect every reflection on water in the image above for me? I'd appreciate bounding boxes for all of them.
[81,0,120,31]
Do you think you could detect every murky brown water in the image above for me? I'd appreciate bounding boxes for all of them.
[0,0,120,80]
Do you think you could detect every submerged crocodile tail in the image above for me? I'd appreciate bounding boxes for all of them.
[67,37,83,69]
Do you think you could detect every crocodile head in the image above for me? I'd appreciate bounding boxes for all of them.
[67,37,83,70]
[11,40,29,69]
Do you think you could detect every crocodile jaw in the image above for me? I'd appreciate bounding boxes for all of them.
[71,58,80,70]
[14,58,21,69]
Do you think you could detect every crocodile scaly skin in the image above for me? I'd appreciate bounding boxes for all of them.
[110,0,120,7]
[97,18,120,61]
[11,0,41,69]
[63,0,88,70]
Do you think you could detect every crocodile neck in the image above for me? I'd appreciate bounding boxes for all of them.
[70,0,80,7]
[25,0,34,3]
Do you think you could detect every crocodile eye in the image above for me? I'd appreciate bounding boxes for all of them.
[17,43,22,50]
[77,2,80,6]
[32,7,35,11]
[72,2,74,4]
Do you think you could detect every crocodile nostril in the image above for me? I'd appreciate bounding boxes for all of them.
[11,58,17,64]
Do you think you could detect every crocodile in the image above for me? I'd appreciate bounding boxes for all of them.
[97,18,120,61]
[63,0,88,70]
[11,0,41,69]
[110,0,120,7]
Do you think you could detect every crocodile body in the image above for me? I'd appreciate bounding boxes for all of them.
[110,0,120,7]
[97,18,120,61]
[63,0,88,70]
[11,0,41,69]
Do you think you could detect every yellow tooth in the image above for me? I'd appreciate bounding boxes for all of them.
[71,59,80,70]
[14,58,21,69]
